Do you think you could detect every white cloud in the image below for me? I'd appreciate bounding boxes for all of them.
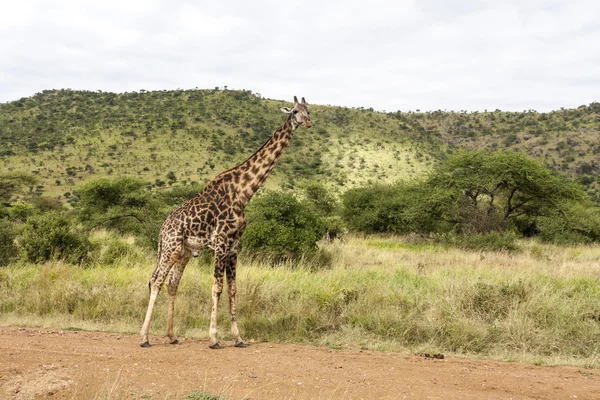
[0,0,599,111]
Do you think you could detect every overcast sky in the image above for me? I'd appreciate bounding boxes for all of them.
[1,0,599,112]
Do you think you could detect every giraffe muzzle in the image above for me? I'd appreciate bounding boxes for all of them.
[304,120,312,128]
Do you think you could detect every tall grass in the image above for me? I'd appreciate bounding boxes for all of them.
[1,235,600,367]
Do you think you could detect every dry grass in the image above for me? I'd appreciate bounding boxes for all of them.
[1,235,600,368]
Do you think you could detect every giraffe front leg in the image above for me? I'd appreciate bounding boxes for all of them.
[165,251,191,345]
[209,274,224,349]
[226,254,246,348]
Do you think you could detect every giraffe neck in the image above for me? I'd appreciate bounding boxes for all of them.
[233,116,296,203]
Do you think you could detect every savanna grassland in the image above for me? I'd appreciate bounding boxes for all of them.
[1,89,599,201]
[1,234,600,369]
[1,88,600,378]
[0,89,435,201]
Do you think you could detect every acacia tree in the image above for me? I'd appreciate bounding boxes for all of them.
[0,172,38,202]
[427,150,587,232]
[341,151,590,236]
[74,177,152,232]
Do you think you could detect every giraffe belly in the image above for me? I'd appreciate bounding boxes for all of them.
[184,236,211,251]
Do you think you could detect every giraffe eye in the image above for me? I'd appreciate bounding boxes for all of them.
[293,109,298,114]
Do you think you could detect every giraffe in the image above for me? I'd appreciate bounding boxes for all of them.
[140,96,312,348]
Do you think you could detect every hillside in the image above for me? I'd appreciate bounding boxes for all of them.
[0,89,598,202]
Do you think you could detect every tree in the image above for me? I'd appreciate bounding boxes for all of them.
[428,151,586,228]
[301,181,338,215]
[74,177,151,232]
[0,172,38,202]
[341,183,455,234]
[341,151,591,237]
[166,171,177,186]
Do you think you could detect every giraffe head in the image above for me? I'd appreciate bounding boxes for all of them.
[281,96,312,129]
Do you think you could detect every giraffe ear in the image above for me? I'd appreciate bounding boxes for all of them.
[280,107,293,114]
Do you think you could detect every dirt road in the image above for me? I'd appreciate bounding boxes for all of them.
[0,327,598,399]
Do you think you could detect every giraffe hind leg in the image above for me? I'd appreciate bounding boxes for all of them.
[140,248,176,347]
[226,253,246,348]
[209,242,227,349]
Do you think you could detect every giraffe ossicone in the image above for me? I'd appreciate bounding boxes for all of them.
[139,96,312,348]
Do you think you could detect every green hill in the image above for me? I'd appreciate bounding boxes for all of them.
[1,89,598,202]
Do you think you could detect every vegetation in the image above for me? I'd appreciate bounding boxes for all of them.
[0,88,433,200]
[1,235,600,368]
[387,103,600,201]
[19,212,93,264]
[1,88,600,369]
[2,89,598,201]
[243,191,326,260]
[0,220,16,266]
[342,150,598,245]
[185,390,225,400]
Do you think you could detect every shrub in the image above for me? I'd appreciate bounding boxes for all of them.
[243,191,326,260]
[29,196,64,212]
[0,220,17,266]
[19,212,94,264]
[301,181,346,241]
[155,183,204,207]
[342,151,592,241]
[100,238,135,265]
[537,205,600,244]
[301,181,339,215]
[341,185,403,234]
[341,183,454,235]
[5,201,35,222]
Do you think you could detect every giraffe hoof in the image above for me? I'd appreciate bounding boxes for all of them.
[169,339,179,345]
[209,343,222,350]
[140,342,151,348]
[235,341,247,348]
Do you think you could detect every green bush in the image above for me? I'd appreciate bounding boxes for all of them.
[100,238,135,265]
[243,191,326,260]
[301,181,346,241]
[537,205,600,244]
[19,212,94,264]
[134,208,170,250]
[0,220,17,266]
[341,183,453,235]
[341,185,404,234]
[155,183,204,207]
[5,201,35,222]
[301,181,339,215]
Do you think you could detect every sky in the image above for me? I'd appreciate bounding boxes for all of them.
[1,0,599,112]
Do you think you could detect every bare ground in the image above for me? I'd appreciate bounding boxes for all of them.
[1,327,599,399]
